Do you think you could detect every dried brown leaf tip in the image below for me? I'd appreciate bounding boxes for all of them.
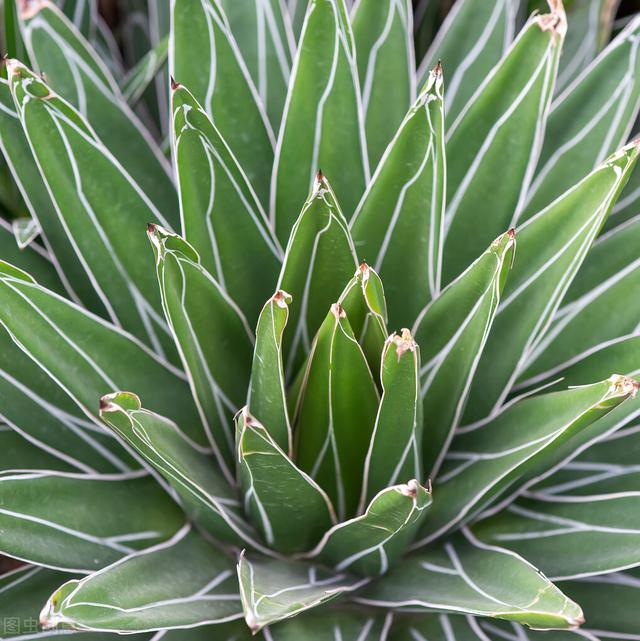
[146,223,157,235]
[537,0,567,40]
[170,76,181,91]
[272,290,292,308]
[20,0,47,20]
[400,479,419,499]
[331,302,346,320]
[609,375,640,399]
[432,60,442,77]
[391,328,417,360]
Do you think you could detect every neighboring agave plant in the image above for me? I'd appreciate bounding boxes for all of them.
[0,0,639,639]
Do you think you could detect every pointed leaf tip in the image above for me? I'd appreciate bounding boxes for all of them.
[608,374,639,398]
[19,0,46,20]
[537,0,567,39]
[170,76,181,91]
[331,303,346,319]
[272,290,292,308]
[390,329,417,359]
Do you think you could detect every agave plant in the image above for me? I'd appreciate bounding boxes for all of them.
[0,0,639,638]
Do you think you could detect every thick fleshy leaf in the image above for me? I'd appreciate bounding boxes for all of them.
[0,470,183,573]
[521,16,640,220]
[267,610,389,641]
[171,0,274,207]
[20,1,178,222]
[361,331,422,502]
[277,173,358,377]
[99,392,267,554]
[220,0,295,129]
[41,526,243,633]
[293,304,379,520]
[357,528,583,630]
[236,408,335,554]
[442,3,565,283]
[272,0,369,242]
[8,60,176,356]
[465,142,639,422]
[11,216,40,249]
[0,424,75,472]
[413,376,638,546]
[148,225,254,477]
[414,229,516,479]
[307,480,432,576]
[350,65,445,327]
[237,554,369,632]
[121,35,169,106]
[0,265,204,446]
[352,0,415,169]
[171,83,281,326]
[417,0,518,126]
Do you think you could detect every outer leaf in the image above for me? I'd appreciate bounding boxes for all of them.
[20,0,178,222]
[236,408,336,554]
[413,376,638,546]
[0,471,183,573]
[465,142,639,422]
[361,331,422,502]
[121,34,169,105]
[357,529,583,630]
[350,66,445,327]
[272,0,369,242]
[521,16,640,220]
[414,229,516,478]
[148,225,254,478]
[276,173,358,376]
[442,3,565,283]
[237,554,368,632]
[171,83,281,326]
[417,0,518,126]
[293,304,379,520]
[171,0,275,207]
[0,424,75,472]
[307,480,432,576]
[41,526,243,633]
[267,610,389,641]
[352,0,415,169]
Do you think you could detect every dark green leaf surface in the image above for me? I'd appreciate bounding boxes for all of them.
[121,35,169,106]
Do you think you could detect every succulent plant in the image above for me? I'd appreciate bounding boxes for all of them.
[0,0,639,639]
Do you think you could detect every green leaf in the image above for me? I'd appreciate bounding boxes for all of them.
[148,225,254,477]
[272,0,369,243]
[521,16,640,220]
[307,480,432,576]
[0,471,184,573]
[293,303,379,520]
[59,0,97,39]
[20,1,178,222]
[236,408,336,554]
[220,0,295,129]
[413,376,638,546]
[121,35,169,106]
[171,0,275,207]
[0,424,75,472]
[414,229,516,478]
[417,0,518,126]
[361,330,422,502]
[465,142,639,422]
[352,0,415,169]
[356,529,584,630]
[171,83,281,326]
[287,0,309,38]
[100,391,267,553]
[11,216,40,249]
[442,3,565,283]
[41,526,243,633]
[237,554,369,632]
[276,173,358,377]
[267,610,389,641]
[350,66,445,327]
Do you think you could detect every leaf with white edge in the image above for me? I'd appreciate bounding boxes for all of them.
[20,0,178,222]
[521,16,640,221]
[11,216,40,249]
[465,142,639,422]
[277,173,358,377]
[286,0,308,38]
[0,424,75,472]
[171,83,281,326]
[0,470,184,573]
[356,528,584,630]
[417,0,518,126]
[352,0,415,169]
[350,65,445,327]
[59,0,97,39]
[442,2,565,283]
[413,376,638,547]
[237,554,369,632]
[307,480,431,577]
[414,229,516,479]
[293,304,379,520]
[100,391,267,553]
[236,408,336,554]
[8,60,177,357]
[220,0,295,129]
[40,526,243,634]
[148,225,254,477]
[361,331,422,503]
[272,0,369,243]
[171,0,275,207]
[121,34,169,105]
